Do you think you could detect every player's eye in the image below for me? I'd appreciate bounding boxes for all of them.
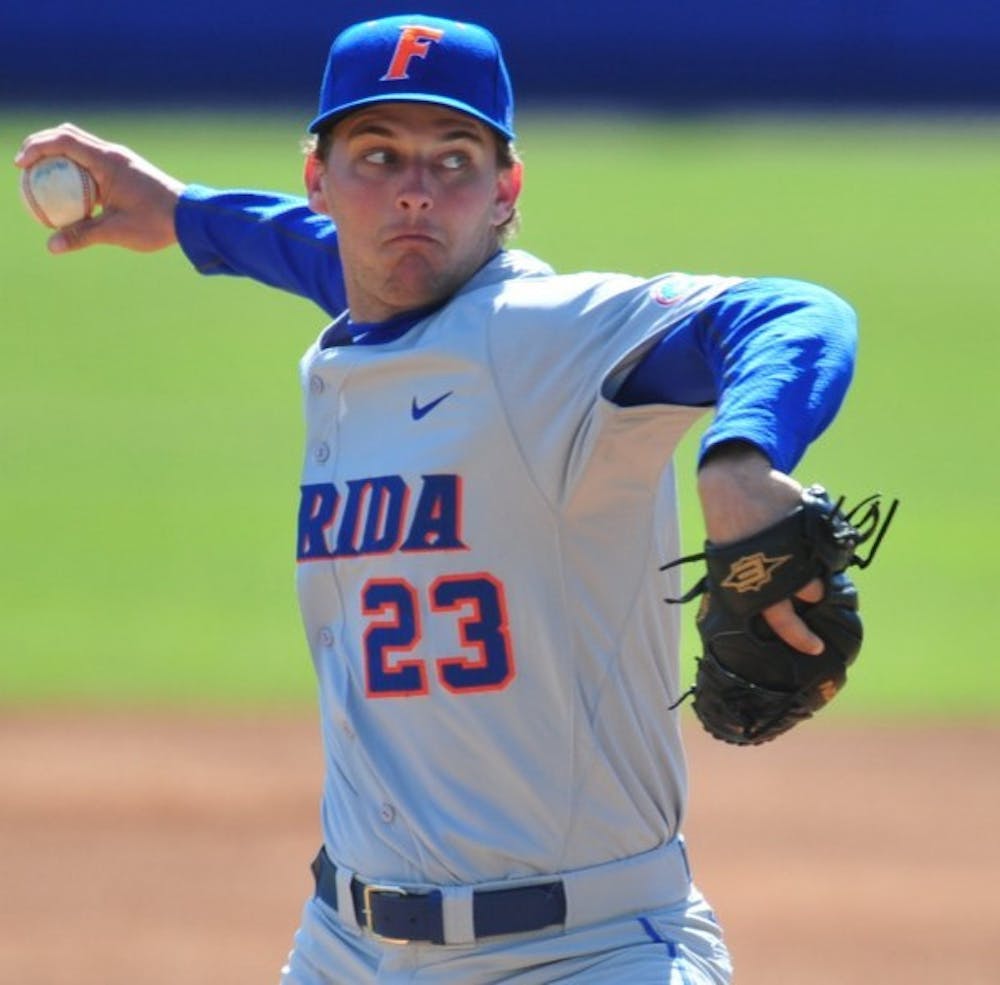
[439,151,469,171]
[362,148,394,166]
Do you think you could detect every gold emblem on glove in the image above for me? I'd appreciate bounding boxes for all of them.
[721,552,793,593]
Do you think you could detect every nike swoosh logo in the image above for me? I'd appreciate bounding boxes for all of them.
[411,391,453,420]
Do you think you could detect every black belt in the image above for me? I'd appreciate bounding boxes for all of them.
[311,846,567,944]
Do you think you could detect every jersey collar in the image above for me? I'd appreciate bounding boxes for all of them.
[318,302,443,349]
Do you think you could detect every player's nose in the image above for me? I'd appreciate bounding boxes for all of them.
[396,164,433,212]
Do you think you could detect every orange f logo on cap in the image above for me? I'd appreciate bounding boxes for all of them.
[381,25,446,81]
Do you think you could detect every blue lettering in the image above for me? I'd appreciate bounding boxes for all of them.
[359,475,408,554]
[333,478,368,557]
[297,474,465,561]
[296,484,337,560]
[401,474,467,552]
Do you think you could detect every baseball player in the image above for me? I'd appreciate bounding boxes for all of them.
[16,14,859,984]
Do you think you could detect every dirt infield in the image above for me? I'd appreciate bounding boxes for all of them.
[1,712,997,984]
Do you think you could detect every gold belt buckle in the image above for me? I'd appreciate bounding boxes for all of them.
[362,882,411,944]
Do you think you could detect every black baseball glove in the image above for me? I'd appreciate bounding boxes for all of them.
[663,485,897,746]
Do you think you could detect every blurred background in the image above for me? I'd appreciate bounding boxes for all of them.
[5,0,1000,110]
[2,0,997,715]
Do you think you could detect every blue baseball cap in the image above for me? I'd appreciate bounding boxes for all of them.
[308,15,515,140]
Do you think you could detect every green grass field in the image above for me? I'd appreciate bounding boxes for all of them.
[2,109,997,717]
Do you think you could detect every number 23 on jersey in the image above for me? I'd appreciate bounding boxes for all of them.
[362,573,516,697]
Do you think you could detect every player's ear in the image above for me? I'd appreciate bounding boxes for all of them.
[304,154,331,216]
[493,160,522,228]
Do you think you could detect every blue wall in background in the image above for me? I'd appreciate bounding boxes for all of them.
[2,1,997,113]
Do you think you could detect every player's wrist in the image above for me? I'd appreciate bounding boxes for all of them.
[697,444,802,545]
[697,439,769,473]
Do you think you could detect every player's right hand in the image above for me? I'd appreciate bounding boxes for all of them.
[14,122,185,254]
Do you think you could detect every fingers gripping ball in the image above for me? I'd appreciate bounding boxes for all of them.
[665,485,898,746]
[20,156,98,229]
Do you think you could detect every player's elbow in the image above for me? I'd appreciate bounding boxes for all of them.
[756,276,858,351]
[795,280,857,345]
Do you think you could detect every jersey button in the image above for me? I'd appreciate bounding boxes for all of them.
[314,442,330,463]
[318,628,334,647]
[379,803,396,824]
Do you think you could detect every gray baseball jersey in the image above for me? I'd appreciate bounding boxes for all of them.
[294,248,741,885]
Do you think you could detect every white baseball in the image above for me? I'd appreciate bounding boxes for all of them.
[20,155,98,229]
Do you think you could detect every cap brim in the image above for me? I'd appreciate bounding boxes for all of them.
[308,92,514,139]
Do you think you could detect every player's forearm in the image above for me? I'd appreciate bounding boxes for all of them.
[697,442,803,542]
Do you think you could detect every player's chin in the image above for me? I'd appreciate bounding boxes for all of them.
[383,254,455,305]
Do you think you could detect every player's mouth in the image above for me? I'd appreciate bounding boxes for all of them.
[383,226,443,248]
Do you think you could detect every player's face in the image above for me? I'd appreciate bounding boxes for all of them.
[305,103,522,323]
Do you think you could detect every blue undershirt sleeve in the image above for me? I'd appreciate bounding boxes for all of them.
[174,184,347,318]
[616,278,857,473]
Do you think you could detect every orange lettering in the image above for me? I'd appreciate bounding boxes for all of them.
[381,25,446,81]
